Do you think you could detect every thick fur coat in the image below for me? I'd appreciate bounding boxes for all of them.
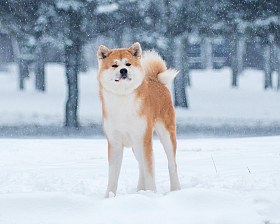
[97,43,181,197]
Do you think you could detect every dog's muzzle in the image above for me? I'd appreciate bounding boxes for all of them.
[115,68,131,82]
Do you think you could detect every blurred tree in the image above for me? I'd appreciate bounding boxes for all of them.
[217,0,280,89]
[252,0,280,90]
[33,2,57,91]
[0,0,98,127]
[162,0,200,108]
[95,0,142,48]
[215,0,250,88]
[197,0,217,70]
[0,0,56,91]
[54,0,98,128]
[2,0,280,130]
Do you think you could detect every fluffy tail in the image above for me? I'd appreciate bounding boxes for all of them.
[141,50,179,85]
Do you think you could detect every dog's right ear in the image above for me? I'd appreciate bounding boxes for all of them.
[98,45,110,60]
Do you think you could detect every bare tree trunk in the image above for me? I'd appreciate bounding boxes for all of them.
[35,45,45,91]
[163,0,187,107]
[11,36,29,90]
[180,35,191,87]
[19,59,29,90]
[64,8,83,128]
[237,36,245,75]
[65,43,81,128]
[201,36,212,70]
[231,34,238,87]
[11,35,20,62]
[264,43,273,89]
[278,69,280,90]
[275,45,280,90]
[173,37,188,108]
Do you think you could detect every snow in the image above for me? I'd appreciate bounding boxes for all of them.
[0,137,279,224]
[0,64,280,223]
[96,3,119,14]
[56,0,83,11]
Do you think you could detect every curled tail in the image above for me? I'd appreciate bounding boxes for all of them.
[141,50,179,85]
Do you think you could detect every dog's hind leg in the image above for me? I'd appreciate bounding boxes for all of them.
[155,122,181,191]
[133,128,156,192]
[132,147,145,191]
[105,139,124,198]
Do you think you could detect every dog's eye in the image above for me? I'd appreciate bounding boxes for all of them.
[112,64,118,68]
[126,63,131,66]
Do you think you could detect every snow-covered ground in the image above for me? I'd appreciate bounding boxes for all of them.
[0,63,280,130]
[0,137,279,224]
[0,64,280,223]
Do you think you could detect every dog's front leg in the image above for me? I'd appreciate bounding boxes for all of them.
[105,140,124,198]
[132,147,145,191]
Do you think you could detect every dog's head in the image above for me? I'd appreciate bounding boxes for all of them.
[97,43,144,95]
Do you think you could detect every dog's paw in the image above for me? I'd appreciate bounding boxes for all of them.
[104,191,116,198]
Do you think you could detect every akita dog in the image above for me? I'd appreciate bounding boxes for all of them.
[97,43,181,197]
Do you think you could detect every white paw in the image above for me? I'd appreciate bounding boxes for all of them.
[104,191,116,198]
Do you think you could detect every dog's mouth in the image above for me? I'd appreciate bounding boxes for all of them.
[115,77,132,82]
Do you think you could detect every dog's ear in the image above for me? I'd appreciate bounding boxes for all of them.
[128,42,142,59]
[98,45,110,60]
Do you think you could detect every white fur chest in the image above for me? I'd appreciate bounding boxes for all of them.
[102,89,146,147]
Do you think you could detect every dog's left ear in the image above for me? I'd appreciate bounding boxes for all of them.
[129,42,142,59]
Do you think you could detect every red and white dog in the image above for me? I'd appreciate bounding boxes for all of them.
[97,43,181,197]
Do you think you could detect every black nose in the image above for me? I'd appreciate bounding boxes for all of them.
[120,68,127,78]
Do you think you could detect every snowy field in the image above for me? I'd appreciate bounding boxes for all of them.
[0,137,280,224]
[0,64,280,223]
